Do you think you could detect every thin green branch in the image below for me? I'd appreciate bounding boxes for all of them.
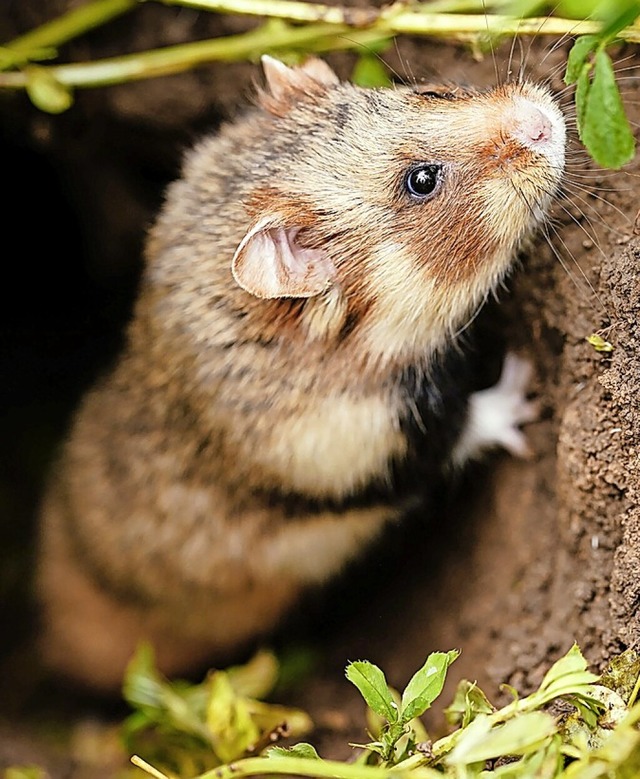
[158,0,640,42]
[0,0,137,69]
[132,753,441,779]
[158,0,373,26]
[1,0,639,96]
[191,755,439,779]
[387,11,603,39]
[0,21,390,89]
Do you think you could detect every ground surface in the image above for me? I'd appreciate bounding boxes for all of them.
[1,1,639,775]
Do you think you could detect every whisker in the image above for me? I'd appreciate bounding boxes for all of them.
[563,182,634,229]
[452,291,490,339]
[482,0,501,88]
[543,220,609,315]
[511,179,609,315]
[392,37,416,87]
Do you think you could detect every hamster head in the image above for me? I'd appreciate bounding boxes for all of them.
[196,57,565,370]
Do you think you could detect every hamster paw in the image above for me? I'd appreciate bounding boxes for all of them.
[451,352,539,466]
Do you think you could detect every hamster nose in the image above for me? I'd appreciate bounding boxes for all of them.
[509,99,553,148]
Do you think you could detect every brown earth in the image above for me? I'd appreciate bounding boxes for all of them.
[0,1,639,775]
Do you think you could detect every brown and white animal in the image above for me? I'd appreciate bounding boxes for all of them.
[36,56,565,691]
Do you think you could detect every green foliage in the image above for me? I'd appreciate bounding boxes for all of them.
[345,661,398,723]
[563,0,639,168]
[267,743,321,759]
[445,680,494,728]
[24,66,73,113]
[0,0,639,168]
[3,768,46,779]
[346,651,459,763]
[446,710,558,765]
[123,643,640,779]
[121,644,312,777]
[7,644,640,779]
[351,55,392,88]
[566,44,635,169]
[400,650,460,722]
[586,334,614,352]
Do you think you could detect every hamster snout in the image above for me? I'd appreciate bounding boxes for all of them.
[517,103,552,143]
[505,92,566,167]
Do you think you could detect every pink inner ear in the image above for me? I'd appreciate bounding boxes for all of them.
[298,57,340,87]
[232,219,336,299]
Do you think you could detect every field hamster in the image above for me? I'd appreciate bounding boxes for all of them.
[36,55,566,691]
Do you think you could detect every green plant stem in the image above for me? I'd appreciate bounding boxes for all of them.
[393,680,601,768]
[0,0,137,68]
[628,671,640,707]
[2,9,638,92]
[1,0,639,93]
[0,21,389,89]
[189,755,439,779]
[158,0,640,42]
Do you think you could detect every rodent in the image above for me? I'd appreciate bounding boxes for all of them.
[36,55,566,692]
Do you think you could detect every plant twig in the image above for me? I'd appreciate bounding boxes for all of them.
[0,21,391,89]
[190,755,439,779]
[0,0,137,69]
[2,0,639,94]
[157,0,640,42]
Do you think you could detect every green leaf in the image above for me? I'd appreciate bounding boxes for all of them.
[539,644,600,699]
[4,768,46,779]
[503,0,548,18]
[586,334,614,352]
[580,48,636,169]
[244,699,313,739]
[24,66,73,114]
[447,711,557,766]
[598,0,640,42]
[226,648,279,699]
[557,0,602,18]
[485,736,564,778]
[565,35,599,84]
[444,679,494,728]
[121,644,312,776]
[575,61,592,135]
[345,661,398,722]
[400,650,459,723]
[349,740,386,758]
[267,743,321,759]
[206,671,260,763]
[122,644,211,742]
[351,55,392,88]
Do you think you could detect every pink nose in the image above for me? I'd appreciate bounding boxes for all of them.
[509,100,553,148]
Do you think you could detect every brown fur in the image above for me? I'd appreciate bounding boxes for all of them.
[36,58,565,691]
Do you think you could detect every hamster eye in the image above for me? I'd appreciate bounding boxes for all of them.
[404,164,443,200]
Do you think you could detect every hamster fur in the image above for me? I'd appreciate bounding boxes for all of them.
[36,56,566,691]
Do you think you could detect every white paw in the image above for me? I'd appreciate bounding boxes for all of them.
[451,353,539,466]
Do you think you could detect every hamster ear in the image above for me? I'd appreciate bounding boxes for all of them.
[232,217,336,299]
[260,56,339,112]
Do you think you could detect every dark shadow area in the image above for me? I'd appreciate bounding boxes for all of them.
[0,110,143,664]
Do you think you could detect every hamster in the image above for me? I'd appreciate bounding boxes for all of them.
[36,56,566,692]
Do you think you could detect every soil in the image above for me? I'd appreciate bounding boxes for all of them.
[1,1,639,775]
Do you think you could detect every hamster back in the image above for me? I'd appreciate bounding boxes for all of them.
[36,56,565,691]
